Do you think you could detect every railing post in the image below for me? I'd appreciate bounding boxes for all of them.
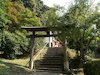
[29,31,35,70]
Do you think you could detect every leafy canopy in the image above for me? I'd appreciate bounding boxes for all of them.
[0,0,7,26]
[54,0,100,60]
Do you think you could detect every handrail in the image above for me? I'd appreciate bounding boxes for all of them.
[33,42,48,62]
[25,43,48,67]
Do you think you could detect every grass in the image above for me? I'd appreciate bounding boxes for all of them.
[0,48,48,75]
[0,57,33,75]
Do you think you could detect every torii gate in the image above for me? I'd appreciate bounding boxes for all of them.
[21,26,69,71]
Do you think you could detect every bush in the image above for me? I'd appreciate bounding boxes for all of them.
[84,60,100,75]
[70,57,80,69]
[0,30,29,59]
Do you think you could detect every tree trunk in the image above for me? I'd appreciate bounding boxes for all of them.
[79,48,85,67]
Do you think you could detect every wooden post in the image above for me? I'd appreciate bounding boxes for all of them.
[64,39,70,71]
[29,31,35,70]
[49,31,52,47]
[46,31,52,47]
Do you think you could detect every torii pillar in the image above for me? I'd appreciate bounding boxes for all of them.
[29,31,35,70]
[49,31,52,47]
[64,39,70,71]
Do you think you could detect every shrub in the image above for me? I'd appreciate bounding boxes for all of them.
[0,30,29,59]
[84,60,100,75]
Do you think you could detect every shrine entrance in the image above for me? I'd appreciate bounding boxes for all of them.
[21,26,69,72]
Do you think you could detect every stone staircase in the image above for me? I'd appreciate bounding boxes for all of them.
[35,47,64,73]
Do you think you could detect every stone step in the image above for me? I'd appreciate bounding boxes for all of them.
[36,67,62,72]
[39,63,63,66]
[35,69,63,73]
[40,61,63,64]
[42,57,63,60]
[36,65,63,68]
[41,59,63,61]
[40,60,62,63]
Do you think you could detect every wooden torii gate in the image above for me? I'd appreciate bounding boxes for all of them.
[21,26,69,71]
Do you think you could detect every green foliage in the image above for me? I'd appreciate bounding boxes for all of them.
[0,0,7,26]
[6,0,42,32]
[0,30,29,59]
[41,7,59,26]
[0,30,45,59]
[18,8,41,27]
[56,0,100,61]
[21,0,36,11]
[35,0,49,17]
[35,38,45,51]
[84,60,100,75]
[6,0,23,32]
[0,0,49,59]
